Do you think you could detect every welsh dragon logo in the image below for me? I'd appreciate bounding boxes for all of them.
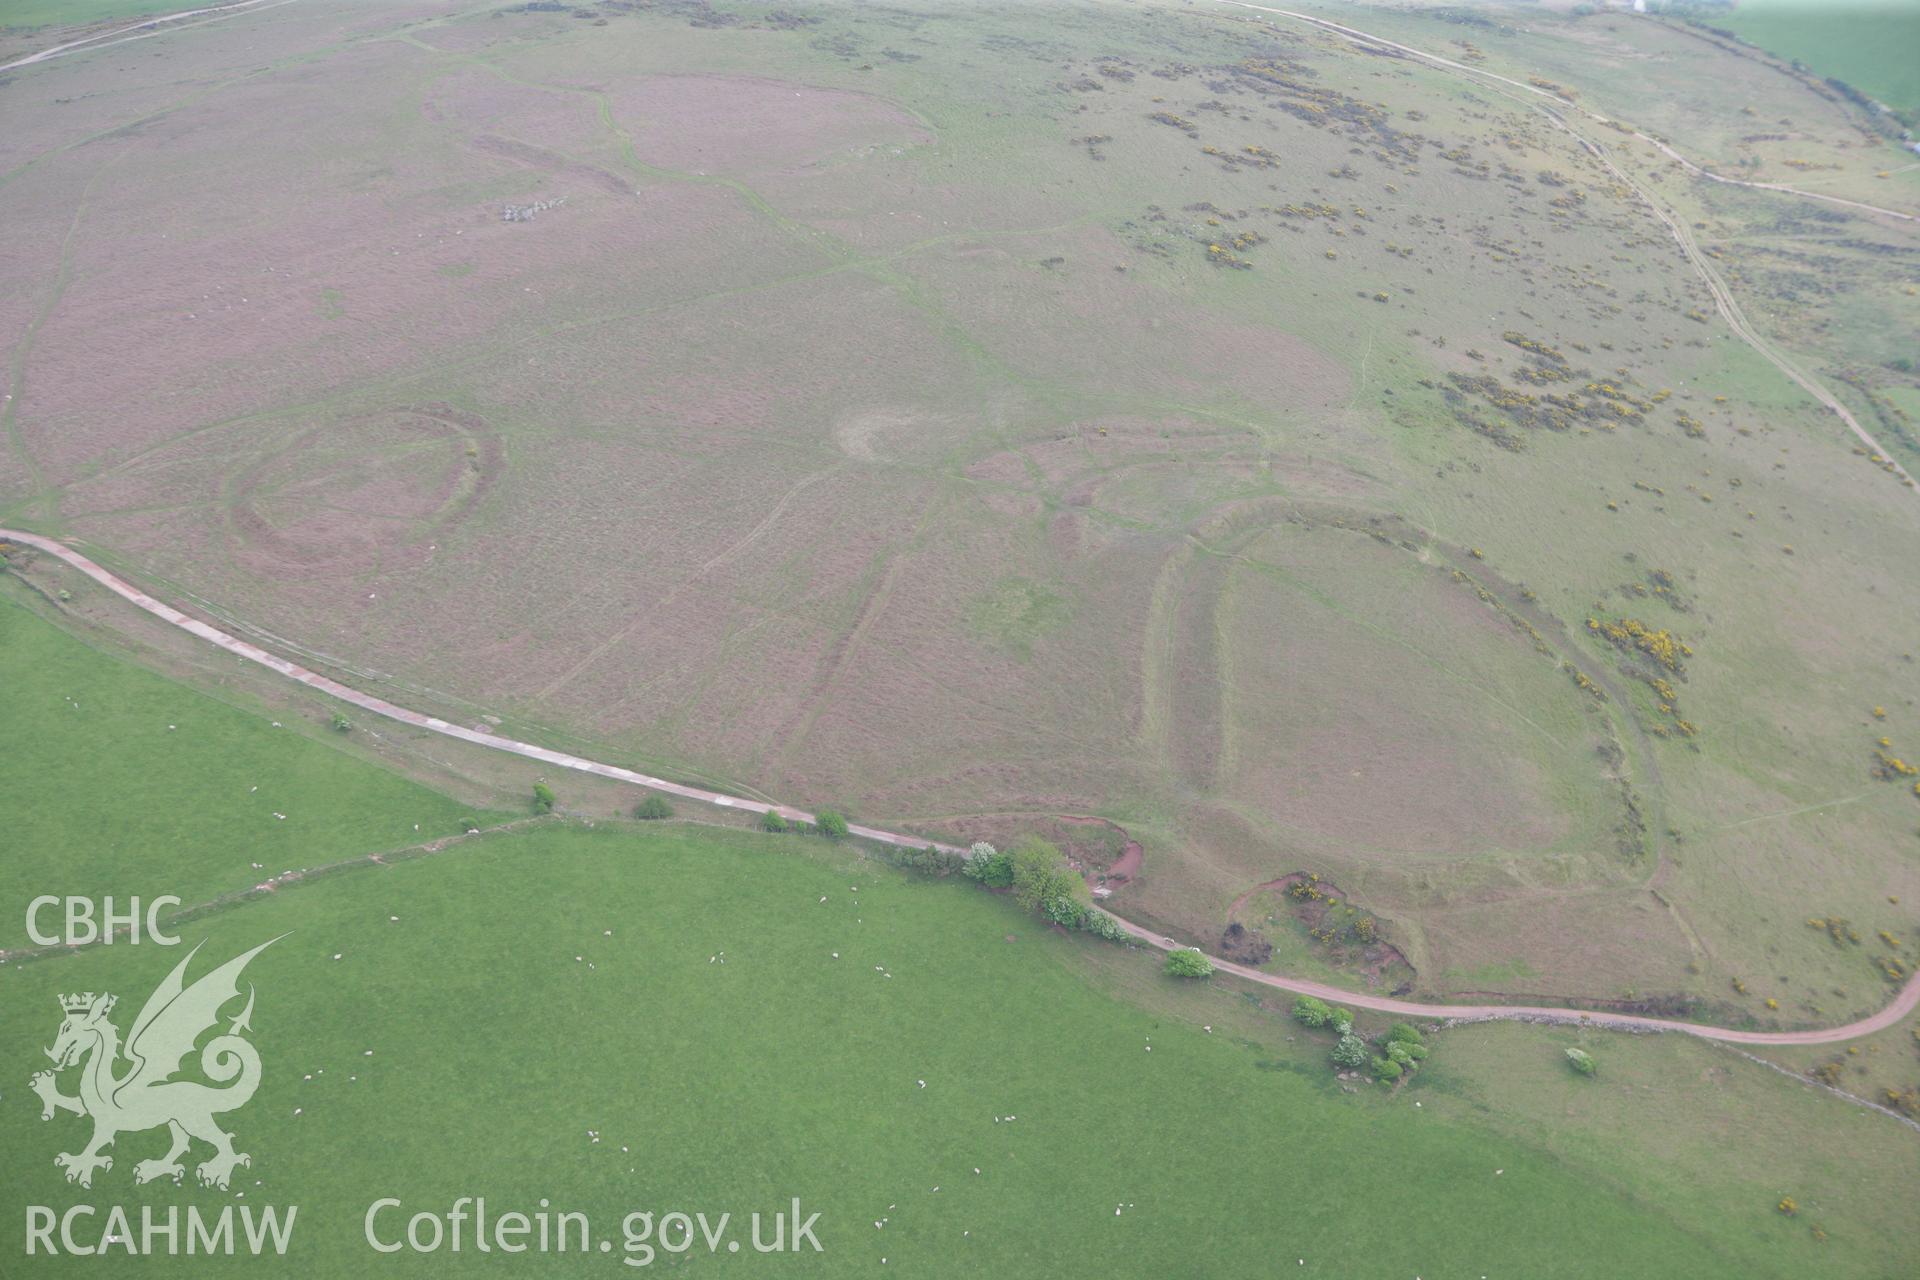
[30,937,281,1191]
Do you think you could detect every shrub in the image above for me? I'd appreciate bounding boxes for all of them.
[1330,1034,1369,1070]
[1165,948,1214,979]
[963,842,1018,887]
[634,794,673,820]
[458,816,481,834]
[329,711,352,732]
[1330,1008,1354,1036]
[926,847,966,876]
[1292,995,1333,1028]
[531,783,555,815]
[760,809,789,834]
[894,845,966,877]
[1370,1055,1403,1082]
[815,809,849,838]
[1565,1047,1597,1077]
[1385,1022,1424,1047]
[1083,909,1128,942]
[1043,895,1088,929]
[978,852,1015,887]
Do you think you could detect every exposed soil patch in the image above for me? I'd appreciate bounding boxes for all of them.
[1219,920,1273,966]
[1058,814,1142,890]
[831,406,966,463]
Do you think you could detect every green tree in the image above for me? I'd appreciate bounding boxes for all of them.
[1292,995,1333,1028]
[815,809,849,838]
[1164,948,1214,979]
[532,783,555,814]
[1566,1047,1597,1077]
[1011,838,1086,913]
[761,809,789,833]
[1386,1022,1424,1047]
[1370,1055,1403,1082]
[635,794,673,820]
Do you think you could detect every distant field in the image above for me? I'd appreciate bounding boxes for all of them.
[1711,0,1920,113]
[2,0,1916,1020]
[0,0,194,33]
[5,4,1919,1275]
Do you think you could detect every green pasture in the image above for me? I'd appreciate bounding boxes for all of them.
[1713,0,1920,114]
[4,821,1902,1278]
[0,0,191,33]
[0,595,490,949]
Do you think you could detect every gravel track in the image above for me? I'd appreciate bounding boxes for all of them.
[6,526,1916,1045]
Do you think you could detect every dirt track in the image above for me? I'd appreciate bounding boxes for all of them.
[6,525,1917,1047]
[1108,913,1920,1047]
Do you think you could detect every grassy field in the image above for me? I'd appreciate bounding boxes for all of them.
[0,593,495,950]
[0,825,1764,1276]
[1758,1014,1920,1125]
[15,821,1920,1280]
[0,0,189,32]
[1711,0,1920,114]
